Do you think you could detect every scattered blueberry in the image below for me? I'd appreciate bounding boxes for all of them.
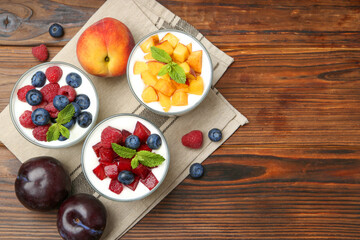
[71,102,81,117]
[31,71,46,88]
[49,23,64,38]
[208,128,222,142]
[77,111,92,128]
[125,135,141,149]
[31,108,50,126]
[26,89,43,106]
[146,134,162,149]
[117,170,134,185]
[75,94,90,110]
[189,163,204,178]
[58,135,68,141]
[66,73,82,88]
[53,95,69,111]
[62,118,75,129]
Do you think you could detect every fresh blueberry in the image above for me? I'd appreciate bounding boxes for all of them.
[77,111,92,128]
[146,134,162,149]
[189,163,204,179]
[53,95,69,111]
[71,102,81,117]
[31,108,50,126]
[208,128,222,142]
[125,135,141,149]
[62,118,75,129]
[66,72,82,88]
[26,89,43,106]
[75,94,90,110]
[117,170,134,185]
[31,71,46,87]
[49,23,64,38]
[58,135,68,141]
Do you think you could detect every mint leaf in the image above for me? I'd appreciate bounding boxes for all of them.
[150,46,172,64]
[168,63,186,84]
[59,125,70,139]
[158,64,169,76]
[56,104,75,125]
[137,151,165,167]
[131,155,140,169]
[46,124,60,142]
[112,143,136,158]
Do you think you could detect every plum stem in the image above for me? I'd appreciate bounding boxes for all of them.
[73,218,103,235]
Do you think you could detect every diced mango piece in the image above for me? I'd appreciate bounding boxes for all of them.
[154,78,176,97]
[186,43,192,54]
[141,86,158,103]
[141,70,158,87]
[140,35,159,53]
[171,91,188,106]
[155,40,173,55]
[146,61,165,76]
[186,50,202,73]
[144,53,154,60]
[161,33,179,48]
[133,61,147,75]
[158,92,171,112]
[172,80,189,92]
[188,76,204,95]
[173,43,189,63]
[161,74,171,81]
[179,62,196,80]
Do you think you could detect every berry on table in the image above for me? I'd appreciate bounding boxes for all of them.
[189,163,204,178]
[58,85,76,102]
[32,124,51,141]
[75,94,90,110]
[31,108,50,126]
[208,128,222,142]
[146,134,162,149]
[19,110,36,129]
[66,72,82,88]
[118,170,135,185]
[53,95,69,111]
[32,44,48,62]
[40,83,60,103]
[26,89,43,106]
[31,71,46,87]
[181,130,203,149]
[45,66,62,83]
[17,85,35,102]
[77,111,92,128]
[125,135,141,149]
[71,102,81,117]
[101,126,122,148]
[49,23,64,38]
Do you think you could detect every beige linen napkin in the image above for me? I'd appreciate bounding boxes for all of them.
[0,0,248,239]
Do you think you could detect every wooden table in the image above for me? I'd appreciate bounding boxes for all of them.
[1,0,360,239]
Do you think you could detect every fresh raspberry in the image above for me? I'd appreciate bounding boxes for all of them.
[133,121,150,143]
[45,66,62,83]
[58,85,76,102]
[40,83,60,103]
[32,100,48,111]
[44,102,59,118]
[17,85,35,102]
[181,130,203,149]
[101,126,122,148]
[19,110,36,129]
[32,124,50,141]
[32,44,49,62]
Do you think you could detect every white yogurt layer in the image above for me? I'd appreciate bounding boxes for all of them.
[128,30,212,116]
[10,62,99,148]
[81,114,170,201]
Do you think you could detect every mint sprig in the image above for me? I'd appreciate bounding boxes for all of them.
[46,104,75,142]
[112,144,166,169]
[150,46,186,84]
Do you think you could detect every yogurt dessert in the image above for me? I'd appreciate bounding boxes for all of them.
[127,29,212,116]
[81,114,170,201]
[10,61,99,148]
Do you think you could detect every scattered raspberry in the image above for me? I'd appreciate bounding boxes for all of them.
[17,85,35,102]
[58,85,76,102]
[32,124,50,141]
[44,102,59,118]
[32,100,48,111]
[181,130,203,149]
[32,44,48,62]
[45,66,62,83]
[40,83,60,103]
[101,126,122,148]
[19,110,36,129]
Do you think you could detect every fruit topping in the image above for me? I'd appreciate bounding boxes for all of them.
[93,164,106,180]
[49,23,64,38]
[58,135,67,141]
[189,163,204,178]
[31,108,50,126]
[26,89,43,106]
[125,135,141,149]
[131,163,150,179]
[125,175,140,191]
[53,95,69,111]
[104,163,119,179]
[77,111,92,128]
[101,126,122,148]
[181,130,203,149]
[32,44,48,62]
[118,170,135,185]
[121,129,131,145]
[58,85,76,102]
[75,94,90,110]
[40,83,60,103]
[92,142,102,157]
[17,85,35,102]
[71,102,81,117]
[208,128,222,142]
[19,110,36,129]
[44,101,59,118]
[140,171,158,190]
[45,66,63,83]
[116,158,132,172]
[133,121,150,143]
[146,134,162,149]
[66,72,82,88]
[32,100,48,111]
[62,118,75,130]
[109,179,123,194]
[31,71,46,87]
[32,124,51,141]
[137,143,152,152]
[99,147,116,163]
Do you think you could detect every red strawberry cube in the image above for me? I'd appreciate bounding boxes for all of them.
[104,163,119,179]
[126,175,140,191]
[92,142,102,158]
[132,163,150,179]
[121,129,131,145]
[93,164,106,180]
[140,171,158,191]
[116,157,132,172]
[101,126,122,148]
[99,147,116,163]
[137,143,152,152]
[133,121,150,143]
[109,179,123,194]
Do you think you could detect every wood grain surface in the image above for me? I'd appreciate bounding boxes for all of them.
[1,0,360,239]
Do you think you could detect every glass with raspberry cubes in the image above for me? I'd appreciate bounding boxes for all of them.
[81,114,170,201]
[10,61,99,148]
